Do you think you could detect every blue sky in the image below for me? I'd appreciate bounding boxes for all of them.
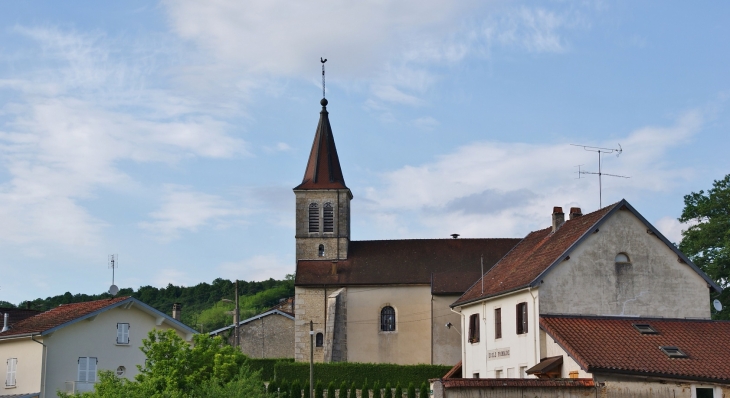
[0,1,728,304]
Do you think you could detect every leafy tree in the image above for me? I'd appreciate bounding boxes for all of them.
[407,382,415,398]
[419,382,428,398]
[679,174,730,319]
[372,381,381,398]
[384,382,392,398]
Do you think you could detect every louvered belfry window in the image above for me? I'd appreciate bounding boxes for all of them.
[308,203,320,233]
[323,202,334,232]
[381,306,396,331]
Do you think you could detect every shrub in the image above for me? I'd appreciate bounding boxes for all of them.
[394,383,402,398]
[315,381,324,398]
[349,382,357,398]
[384,382,392,398]
[338,381,348,398]
[327,381,336,398]
[407,382,415,398]
[268,379,279,395]
[362,380,370,398]
[372,381,381,398]
[419,382,428,398]
[304,381,310,398]
[291,380,302,398]
[247,358,294,381]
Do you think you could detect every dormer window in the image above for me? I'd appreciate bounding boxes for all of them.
[323,203,334,232]
[309,203,320,233]
[633,323,658,334]
[318,244,325,257]
[660,346,688,358]
[615,253,630,264]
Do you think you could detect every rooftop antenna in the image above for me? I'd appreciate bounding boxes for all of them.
[572,144,630,208]
[320,57,327,99]
[108,254,119,296]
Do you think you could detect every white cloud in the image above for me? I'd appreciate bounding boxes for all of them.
[218,254,293,282]
[360,111,703,238]
[139,185,245,242]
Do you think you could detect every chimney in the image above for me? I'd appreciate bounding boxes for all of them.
[569,207,583,220]
[2,313,9,333]
[552,207,565,232]
[172,303,182,321]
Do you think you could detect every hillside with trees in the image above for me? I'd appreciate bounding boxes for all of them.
[6,275,294,332]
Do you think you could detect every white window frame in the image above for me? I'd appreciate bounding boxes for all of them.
[692,385,720,398]
[117,323,130,345]
[77,357,98,383]
[5,358,17,387]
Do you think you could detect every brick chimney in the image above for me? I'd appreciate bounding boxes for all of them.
[552,207,565,232]
[569,207,583,220]
[172,303,182,321]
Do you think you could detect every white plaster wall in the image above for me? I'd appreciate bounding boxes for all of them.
[43,304,189,398]
[540,209,711,318]
[431,295,462,366]
[540,330,591,378]
[458,289,540,379]
[346,285,432,364]
[0,337,43,395]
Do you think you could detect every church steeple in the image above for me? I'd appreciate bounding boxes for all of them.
[294,98,348,190]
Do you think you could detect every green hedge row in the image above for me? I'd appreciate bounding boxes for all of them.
[244,357,295,381]
[273,361,451,387]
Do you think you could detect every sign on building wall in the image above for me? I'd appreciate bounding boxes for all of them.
[487,348,510,359]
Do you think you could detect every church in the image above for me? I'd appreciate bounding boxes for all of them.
[292,97,520,365]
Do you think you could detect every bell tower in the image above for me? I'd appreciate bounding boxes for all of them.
[293,97,352,261]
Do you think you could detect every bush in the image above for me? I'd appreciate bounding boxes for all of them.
[349,382,357,398]
[384,382,392,398]
[315,381,324,398]
[304,381,310,398]
[338,381,348,398]
[419,382,428,398]
[362,380,370,398]
[268,379,278,395]
[372,381,381,398]
[291,380,302,398]
[327,381,336,398]
[280,380,290,398]
[407,382,415,398]
[274,362,451,388]
[394,383,403,398]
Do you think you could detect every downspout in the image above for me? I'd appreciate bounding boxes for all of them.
[482,301,488,376]
[450,307,466,375]
[528,287,538,366]
[31,334,47,398]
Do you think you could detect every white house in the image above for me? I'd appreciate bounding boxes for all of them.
[0,296,197,398]
[448,200,723,386]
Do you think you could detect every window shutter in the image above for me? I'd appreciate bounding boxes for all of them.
[88,357,97,382]
[118,323,130,344]
[6,358,17,387]
[124,324,129,343]
[495,308,502,339]
[522,304,528,333]
[78,357,88,382]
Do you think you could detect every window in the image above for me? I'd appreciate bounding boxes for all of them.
[516,302,528,334]
[78,357,98,383]
[472,373,479,379]
[615,252,630,264]
[318,244,325,257]
[116,366,126,376]
[315,332,323,347]
[494,308,502,339]
[381,306,395,331]
[506,368,514,378]
[519,366,527,379]
[632,323,658,334]
[117,323,130,344]
[696,388,715,398]
[494,369,502,379]
[5,358,17,387]
[468,314,480,343]
[308,203,319,233]
[323,203,334,232]
[660,346,688,358]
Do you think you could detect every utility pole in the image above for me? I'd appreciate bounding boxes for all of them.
[310,320,314,398]
[234,280,240,349]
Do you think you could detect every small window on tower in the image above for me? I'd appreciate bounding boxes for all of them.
[315,333,323,347]
[308,203,320,233]
[318,244,325,257]
[323,203,334,232]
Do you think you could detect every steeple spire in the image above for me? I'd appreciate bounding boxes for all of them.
[294,97,347,190]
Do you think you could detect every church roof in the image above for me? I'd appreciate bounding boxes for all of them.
[294,98,348,190]
[541,315,730,383]
[452,199,721,307]
[295,238,520,294]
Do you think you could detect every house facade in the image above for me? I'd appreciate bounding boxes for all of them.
[293,97,520,365]
[0,297,197,398]
[210,308,295,359]
[439,201,728,397]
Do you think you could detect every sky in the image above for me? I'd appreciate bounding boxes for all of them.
[0,1,728,305]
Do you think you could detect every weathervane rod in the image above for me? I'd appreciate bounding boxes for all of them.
[321,57,327,99]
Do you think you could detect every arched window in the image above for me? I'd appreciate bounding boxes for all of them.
[615,253,631,264]
[308,203,320,233]
[323,203,334,232]
[381,306,395,331]
[318,244,325,257]
[315,332,323,347]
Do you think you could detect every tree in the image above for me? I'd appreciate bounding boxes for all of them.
[315,381,324,398]
[361,380,370,398]
[384,382,392,398]
[679,174,730,319]
[372,381,381,398]
[338,381,348,398]
[407,383,415,398]
[394,383,402,398]
[349,382,357,398]
[291,380,302,398]
[326,381,336,398]
[419,382,429,398]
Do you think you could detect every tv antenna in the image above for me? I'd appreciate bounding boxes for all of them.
[572,144,630,208]
[108,254,119,296]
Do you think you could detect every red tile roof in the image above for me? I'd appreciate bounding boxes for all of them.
[0,297,130,338]
[0,308,41,326]
[541,315,730,383]
[295,238,520,292]
[453,203,619,306]
[294,99,348,190]
[440,378,595,388]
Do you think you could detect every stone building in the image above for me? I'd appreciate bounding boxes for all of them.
[210,308,294,359]
[292,97,520,365]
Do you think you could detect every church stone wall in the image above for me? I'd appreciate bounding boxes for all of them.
[294,286,332,362]
[294,190,350,261]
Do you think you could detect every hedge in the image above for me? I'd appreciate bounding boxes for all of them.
[274,362,451,388]
[245,357,295,381]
